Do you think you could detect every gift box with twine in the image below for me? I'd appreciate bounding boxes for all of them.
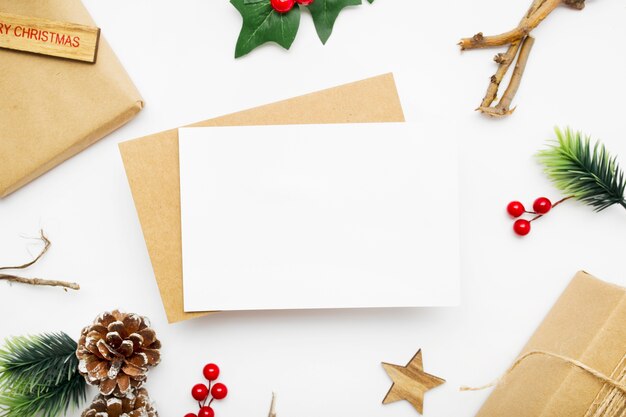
[472,271,625,417]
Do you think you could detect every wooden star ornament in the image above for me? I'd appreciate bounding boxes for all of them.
[382,349,445,415]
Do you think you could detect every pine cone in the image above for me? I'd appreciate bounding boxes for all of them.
[77,310,161,397]
[82,388,158,417]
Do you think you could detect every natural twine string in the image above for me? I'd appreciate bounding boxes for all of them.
[584,355,626,417]
[461,350,626,417]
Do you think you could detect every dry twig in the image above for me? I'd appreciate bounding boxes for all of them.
[478,0,544,109]
[268,393,277,417]
[480,41,521,108]
[0,230,80,291]
[480,36,535,117]
[460,0,586,117]
[459,0,560,50]
[0,275,80,290]
[0,230,51,272]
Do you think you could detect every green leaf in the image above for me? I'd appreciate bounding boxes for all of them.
[0,333,86,417]
[232,0,301,58]
[308,0,362,44]
[536,127,626,212]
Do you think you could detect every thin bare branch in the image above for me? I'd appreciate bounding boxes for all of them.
[479,41,522,109]
[0,274,80,291]
[461,0,584,117]
[480,36,535,117]
[459,0,560,50]
[268,393,277,417]
[0,230,80,291]
[0,230,50,271]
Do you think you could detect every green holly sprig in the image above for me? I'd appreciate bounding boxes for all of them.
[232,0,375,58]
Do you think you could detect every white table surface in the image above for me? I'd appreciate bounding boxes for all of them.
[1,1,625,416]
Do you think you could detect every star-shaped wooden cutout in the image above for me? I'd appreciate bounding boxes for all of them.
[382,349,445,415]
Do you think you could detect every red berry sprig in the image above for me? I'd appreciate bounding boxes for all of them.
[506,196,572,236]
[186,363,228,417]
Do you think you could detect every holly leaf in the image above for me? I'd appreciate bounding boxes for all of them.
[232,0,301,58]
[308,0,362,44]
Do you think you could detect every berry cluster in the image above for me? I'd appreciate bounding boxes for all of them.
[507,197,565,236]
[185,364,228,417]
[271,0,314,14]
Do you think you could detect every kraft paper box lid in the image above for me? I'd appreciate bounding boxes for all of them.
[119,73,405,324]
[476,271,626,417]
[0,0,143,198]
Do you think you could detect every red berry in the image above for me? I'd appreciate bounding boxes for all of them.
[507,201,525,218]
[192,384,209,401]
[513,219,531,236]
[203,363,220,381]
[198,407,214,417]
[296,0,315,4]
[185,414,198,417]
[271,0,295,13]
[211,383,228,400]
[533,197,552,214]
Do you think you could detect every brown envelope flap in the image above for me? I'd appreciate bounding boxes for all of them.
[119,73,405,323]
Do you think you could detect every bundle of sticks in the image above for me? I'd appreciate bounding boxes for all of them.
[460,0,586,117]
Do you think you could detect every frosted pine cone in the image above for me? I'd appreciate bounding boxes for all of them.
[77,310,161,397]
[81,388,158,417]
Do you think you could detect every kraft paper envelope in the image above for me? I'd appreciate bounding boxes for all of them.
[476,271,626,417]
[119,73,405,323]
[0,0,143,198]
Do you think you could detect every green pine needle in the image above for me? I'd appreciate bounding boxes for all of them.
[537,127,626,212]
[0,333,86,417]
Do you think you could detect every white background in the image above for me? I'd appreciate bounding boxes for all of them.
[0,0,625,416]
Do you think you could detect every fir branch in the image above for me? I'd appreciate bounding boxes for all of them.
[0,333,86,417]
[0,377,85,417]
[537,128,626,212]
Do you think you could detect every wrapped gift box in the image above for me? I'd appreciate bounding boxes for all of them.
[0,0,142,198]
[477,271,626,417]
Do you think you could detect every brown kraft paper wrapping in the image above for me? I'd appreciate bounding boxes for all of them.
[476,271,626,417]
[0,0,143,198]
[119,73,405,323]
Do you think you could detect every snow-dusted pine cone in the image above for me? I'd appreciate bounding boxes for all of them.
[76,310,161,397]
[81,388,158,417]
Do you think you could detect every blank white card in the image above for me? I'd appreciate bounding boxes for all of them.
[179,123,459,312]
